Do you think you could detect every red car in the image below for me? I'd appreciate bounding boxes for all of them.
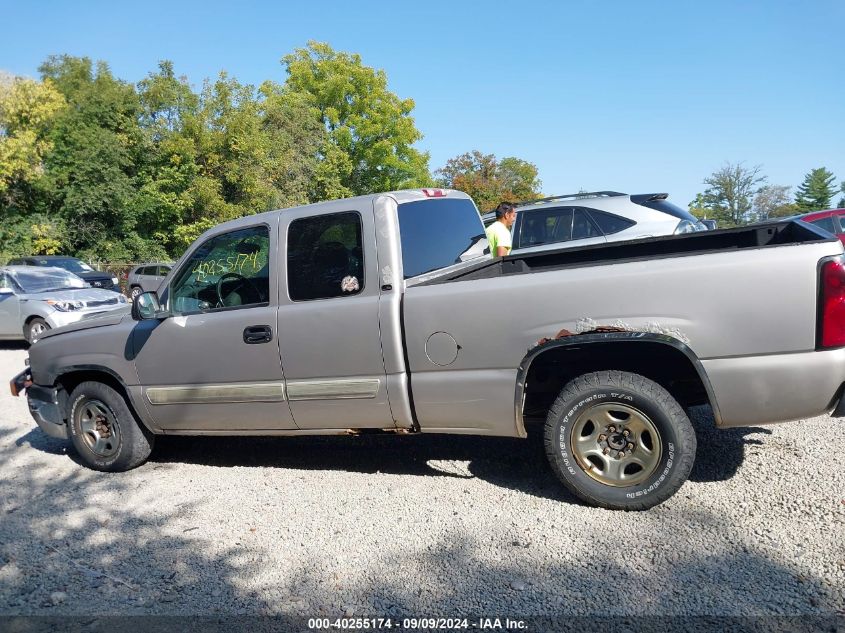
[799,208,845,245]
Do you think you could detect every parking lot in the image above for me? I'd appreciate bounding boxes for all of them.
[0,343,843,619]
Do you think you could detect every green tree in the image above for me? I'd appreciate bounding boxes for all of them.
[687,193,710,220]
[0,77,66,207]
[134,61,201,254]
[435,150,542,212]
[697,162,766,226]
[39,55,144,259]
[281,41,431,196]
[839,181,845,208]
[795,167,838,211]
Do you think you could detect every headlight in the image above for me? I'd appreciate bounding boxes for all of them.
[111,276,119,285]
[44,299,84,312]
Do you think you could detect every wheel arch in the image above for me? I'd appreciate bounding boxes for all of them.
[54,366,154,433]
[515,332,721,437]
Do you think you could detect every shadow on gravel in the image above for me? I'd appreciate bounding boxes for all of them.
[0,341,29,351]
[4,427,839,618]
[18,404,776,509]
[145,405,772,504]
[14,428,68,456]
[263,518,838,618]
[687,406,772,483]
[0,436,265,616]
[151,430,581,505]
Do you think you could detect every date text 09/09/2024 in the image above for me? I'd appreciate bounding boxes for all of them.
[307,618,528,630]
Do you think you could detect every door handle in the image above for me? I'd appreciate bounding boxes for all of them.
[243,325,273,344]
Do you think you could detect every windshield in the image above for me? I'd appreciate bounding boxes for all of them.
[12,269,86,293]
[40,258,94,273]
[397,198,489,278]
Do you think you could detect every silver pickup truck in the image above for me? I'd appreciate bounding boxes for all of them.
[12,189,845,510]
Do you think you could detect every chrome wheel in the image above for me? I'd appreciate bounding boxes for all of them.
[570,403,662,487]
[130,286,142,299]
[28,320,48,343]
[76,399,122,458]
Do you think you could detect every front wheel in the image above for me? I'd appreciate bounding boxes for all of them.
[25,317,50,344]
[544,370,696,510]
[68,381,154,471]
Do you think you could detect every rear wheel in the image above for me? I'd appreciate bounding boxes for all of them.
[544,370,696,510]
[25,318,50,344]
[68,381,154,471]
[129,285,143,299]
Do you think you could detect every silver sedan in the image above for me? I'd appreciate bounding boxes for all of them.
[0,266,129,343]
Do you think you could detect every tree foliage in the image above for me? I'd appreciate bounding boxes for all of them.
[0,45,425,263]
[282,41,431,195]
[795,167,838,211]
[695,162,767,226]
[0,77,66,205]
[753,184,797,221]
[435,150,541,212]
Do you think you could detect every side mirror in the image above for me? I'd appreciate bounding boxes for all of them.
[131,291,166,321]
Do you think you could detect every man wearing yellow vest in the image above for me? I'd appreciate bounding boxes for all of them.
[486,202,517,257]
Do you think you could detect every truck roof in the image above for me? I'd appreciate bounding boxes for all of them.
[205,189,474,235]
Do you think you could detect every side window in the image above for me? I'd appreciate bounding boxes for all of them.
[518,212,546,248]
[288,212,364,301]
[0,272,11,290]
[168,225,270,314]
[519,208,574,247]
[141,266,155,275]
[811,217,836,234]
[587,209,636,235]
[550,208,575,242]
[157,265,171,276]
[572,208,602,240]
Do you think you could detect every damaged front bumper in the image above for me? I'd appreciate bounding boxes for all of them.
[10,369,68,440]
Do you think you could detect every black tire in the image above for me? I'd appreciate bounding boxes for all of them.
[25,317,50,344]
[129,285,143,299]
[67,381,154,471]
[544,370,696,511]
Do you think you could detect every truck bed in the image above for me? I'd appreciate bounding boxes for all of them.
[421,221,831,284]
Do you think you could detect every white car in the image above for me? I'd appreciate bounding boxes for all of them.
[482,191,708,254]
[0,266,129,343]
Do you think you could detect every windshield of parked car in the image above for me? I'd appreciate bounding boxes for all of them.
[11,269,87,293]
[40,258,94,273]
[397,198,489,278]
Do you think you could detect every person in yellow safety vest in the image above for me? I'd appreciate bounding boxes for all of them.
[486,202,517,257]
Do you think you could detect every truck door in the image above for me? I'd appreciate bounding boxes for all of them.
[277,200,395,430]
[132,221,297,432]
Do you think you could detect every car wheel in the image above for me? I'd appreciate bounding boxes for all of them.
[25,318,50,344]
[129,286,143,299]
[67,381,154,471]
[544,370,696,510]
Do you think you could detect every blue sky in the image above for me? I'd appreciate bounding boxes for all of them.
[2,0,843,207]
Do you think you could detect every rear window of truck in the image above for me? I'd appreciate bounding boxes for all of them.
[397,198,488,278]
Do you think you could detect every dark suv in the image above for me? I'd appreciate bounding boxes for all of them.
[7,256,119,291]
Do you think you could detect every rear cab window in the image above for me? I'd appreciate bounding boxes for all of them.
[397,198,488,279]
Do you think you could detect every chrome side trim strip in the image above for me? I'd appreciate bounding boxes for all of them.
[287,378,380,401]
[147,382,287,405]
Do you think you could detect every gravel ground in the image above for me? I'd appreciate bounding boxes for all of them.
[0,343,843,620]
